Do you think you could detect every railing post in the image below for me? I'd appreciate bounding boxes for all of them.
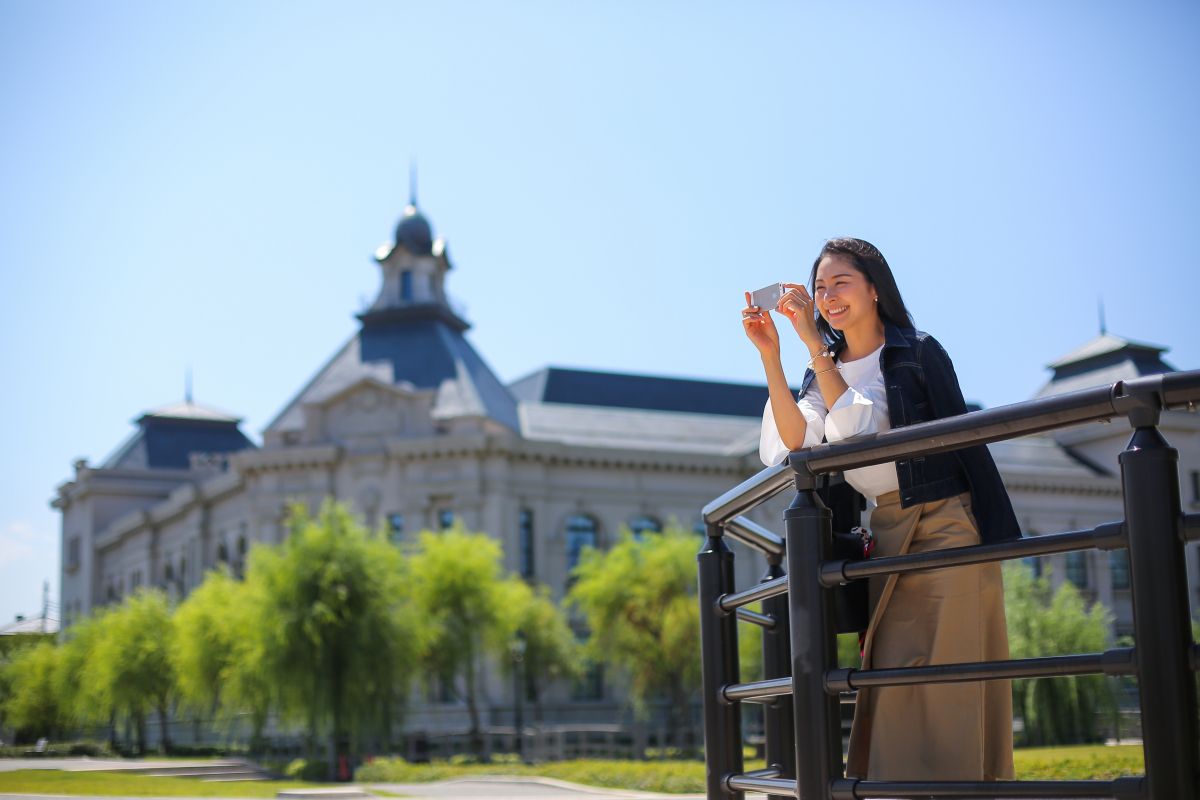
[762,558,795,800]
[785,472,841,800]
[1120,407,1199,800]
[699,525,744,800]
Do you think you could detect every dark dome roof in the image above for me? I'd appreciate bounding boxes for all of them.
[395,204,434,256]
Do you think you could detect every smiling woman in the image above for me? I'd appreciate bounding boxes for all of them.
[740,237,1021,783]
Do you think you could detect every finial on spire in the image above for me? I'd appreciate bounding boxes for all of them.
[185,365,193,405]
[1098,297,1107,336]
[409,160,418,208]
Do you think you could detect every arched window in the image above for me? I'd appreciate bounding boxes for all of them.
[565,514,599,576]
[628,515,662,540]
[400,270,414,301]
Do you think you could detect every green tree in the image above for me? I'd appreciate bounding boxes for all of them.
[1,640,64,742]
[1004,562,1116,745]
[490,578,582,721]
[409,525,510,757]
[91,589,177,753]
[173,568,272,749]
[54,611,114,745]
[567,525,700,734]
[250,501,421,776]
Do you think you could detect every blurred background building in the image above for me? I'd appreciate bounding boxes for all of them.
[52,200,1200,731]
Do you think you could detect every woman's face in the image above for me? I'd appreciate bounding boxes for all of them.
[813,255,880,333]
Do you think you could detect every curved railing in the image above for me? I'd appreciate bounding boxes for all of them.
[697,370,1200,800]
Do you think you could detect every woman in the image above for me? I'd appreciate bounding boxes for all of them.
[742,237,1019,781]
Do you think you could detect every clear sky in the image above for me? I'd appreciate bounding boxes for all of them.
[2,1,1198,625]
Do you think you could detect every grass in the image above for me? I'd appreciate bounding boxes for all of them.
[0,769,323,798]
[1013,744,1144,780]
[0,746,1145,797]
[357,745,1146,794]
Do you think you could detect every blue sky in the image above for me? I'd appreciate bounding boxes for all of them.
[2,1,1198,624]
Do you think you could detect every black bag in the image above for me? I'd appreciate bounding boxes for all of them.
[818,474,870,634]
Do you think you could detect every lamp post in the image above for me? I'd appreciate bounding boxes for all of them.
[511,629,527,762]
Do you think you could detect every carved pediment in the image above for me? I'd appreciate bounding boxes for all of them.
[302,377,435,446]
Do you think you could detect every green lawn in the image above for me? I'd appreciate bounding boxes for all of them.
[357,745,1145,794]
[0,746,1145,797]
[0,770,322,798]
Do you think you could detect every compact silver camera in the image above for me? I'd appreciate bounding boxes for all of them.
[748,282,785,311]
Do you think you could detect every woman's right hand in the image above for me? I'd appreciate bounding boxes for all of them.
[777,283,823,351]
[742,291,780,359]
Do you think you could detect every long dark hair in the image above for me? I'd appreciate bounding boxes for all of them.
[808,237,913,346]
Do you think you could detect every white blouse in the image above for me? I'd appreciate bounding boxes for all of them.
[758,344,900,503]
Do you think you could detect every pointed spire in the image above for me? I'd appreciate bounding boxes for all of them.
[1098,297,1107,336]
[185,365,193,405]
[409,160,418,208]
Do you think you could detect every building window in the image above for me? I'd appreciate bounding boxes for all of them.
[438,509,455,530]
[573,662,605,701]
[1191,470,1200,504]
[519,509,535,580]
[400,270,413,301]
[387,512,405,542]
[67,536,81,572]
[628,515,662,540]
[1065,551,1089,589]
[217,543,229,564]
[1023,556,1043,579]
[1110,550,1130,591]
[566,514,599,577]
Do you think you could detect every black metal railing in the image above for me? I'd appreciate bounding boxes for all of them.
[698,370,1200,800]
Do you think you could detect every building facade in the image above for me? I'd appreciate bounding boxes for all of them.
[53,201,1200,728]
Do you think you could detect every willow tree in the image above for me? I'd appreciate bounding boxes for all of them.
[250,501,422,776]
[1,640,63,742]
[91,589,176,753]
[567,525,701,735]
[409,526,512,758]
[490,578,582,721]
[173,568,271,749]
[1004,562,1116,745]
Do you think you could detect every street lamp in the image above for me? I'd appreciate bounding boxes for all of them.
[511,629,527,762]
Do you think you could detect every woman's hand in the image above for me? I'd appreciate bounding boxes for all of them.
[742,291,780,359]
[777,283,823,351]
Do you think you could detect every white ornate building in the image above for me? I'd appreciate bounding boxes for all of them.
[53,200,1200,725]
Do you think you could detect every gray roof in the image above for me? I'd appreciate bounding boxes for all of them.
[989,435,1109,479]
[1037,333,1175,398]
[0,615,59,635]
[266,314,520,435]
[510,367,773,417]
[510,367,768,455]
[103,402,256,470]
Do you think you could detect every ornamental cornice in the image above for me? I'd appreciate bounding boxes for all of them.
[1003,478,1123,497]
[234,444,342,474]
[383,435,743,476]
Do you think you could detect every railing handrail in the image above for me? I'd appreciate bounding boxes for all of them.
[697,368,1200,800]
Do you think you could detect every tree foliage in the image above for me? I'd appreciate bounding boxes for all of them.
[90,589,177,753]
[172,567,272,747]
[491,578,582,714]
[1004,562,1116,745]
[1,640,64,741]
[409,525,510,755]
[567,525,700,726]
[250,501,421,769]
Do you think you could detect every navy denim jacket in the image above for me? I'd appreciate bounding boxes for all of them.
[797,323,1021,544]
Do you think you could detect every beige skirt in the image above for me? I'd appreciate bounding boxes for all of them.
[845,491,1015,781]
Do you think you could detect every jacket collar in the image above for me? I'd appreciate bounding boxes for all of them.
[882,321,914,351]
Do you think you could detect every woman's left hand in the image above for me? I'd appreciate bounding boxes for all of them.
[777,283,822,350]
